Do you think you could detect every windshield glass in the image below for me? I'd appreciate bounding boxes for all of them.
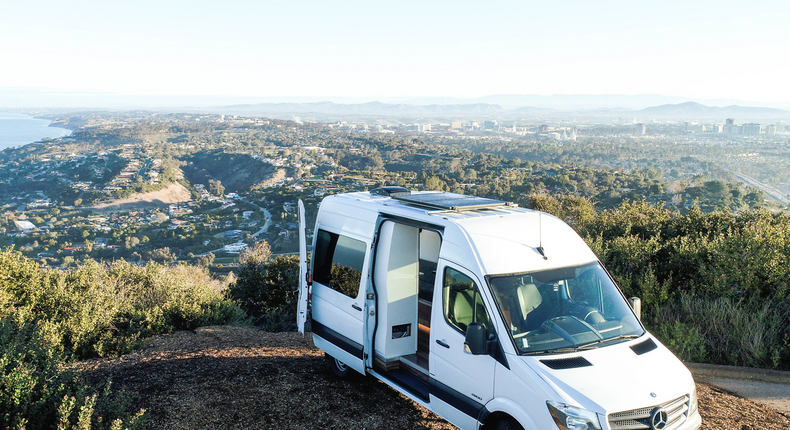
[487,261,644,355]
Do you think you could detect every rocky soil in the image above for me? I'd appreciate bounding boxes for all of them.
[75,326,790,430]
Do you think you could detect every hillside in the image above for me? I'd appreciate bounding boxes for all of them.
[180,151,278,193]
[75,326,790,430]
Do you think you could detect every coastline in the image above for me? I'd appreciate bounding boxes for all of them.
[0,113,74,150]
[34,115,85,132]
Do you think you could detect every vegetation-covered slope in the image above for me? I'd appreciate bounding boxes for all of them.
[0,249,244,429]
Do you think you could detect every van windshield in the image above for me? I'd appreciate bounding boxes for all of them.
[487,262,644,355]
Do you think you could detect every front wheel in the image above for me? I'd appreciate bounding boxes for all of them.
[494,417,524,430]
[326,353,351,378]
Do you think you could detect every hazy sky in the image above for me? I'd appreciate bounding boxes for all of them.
[2,0,788,103]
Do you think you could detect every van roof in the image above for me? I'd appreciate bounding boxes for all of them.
[390,192,516,211]
[321,191,598,276]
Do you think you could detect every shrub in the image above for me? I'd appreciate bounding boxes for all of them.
[229,247,300,331]
[566,200,790,369]
[0,318,145,430]
[1,247,248,428]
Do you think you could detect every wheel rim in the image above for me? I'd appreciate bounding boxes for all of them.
[335,358,347,371]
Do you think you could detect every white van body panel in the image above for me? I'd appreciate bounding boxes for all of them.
[450,210,598,276]
[523,336,695,414]
[304,191,701,430]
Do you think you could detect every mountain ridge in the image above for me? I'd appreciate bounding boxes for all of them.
[204,100,790,119]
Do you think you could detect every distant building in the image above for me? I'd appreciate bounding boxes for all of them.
[741,123,762,136]
[14,220,36,233]
[223,242,248,253]
[634,123,646,136]
[724,121,740,134]
[765,124,777,135]
[684,122,705,133]
[483,120,498,130]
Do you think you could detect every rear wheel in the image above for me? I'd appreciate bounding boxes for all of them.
[493,417,524,430]
[326,353,351,378]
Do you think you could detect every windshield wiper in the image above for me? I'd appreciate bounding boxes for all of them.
[575,334,642,349]
[524,344,600,355]
[524,334,643,355]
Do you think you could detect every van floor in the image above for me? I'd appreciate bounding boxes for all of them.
[372,353,431,402]
[376,365,430,402]
[400,354,429,376]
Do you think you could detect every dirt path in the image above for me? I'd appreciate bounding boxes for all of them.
[90,183,192,213]
[76,327,790,430]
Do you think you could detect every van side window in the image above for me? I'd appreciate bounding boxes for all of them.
[443,267,492,336]
[313,229,366,298]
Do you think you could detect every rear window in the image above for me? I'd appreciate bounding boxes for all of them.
[313,229,366,298]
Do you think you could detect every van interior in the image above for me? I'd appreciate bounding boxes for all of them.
[371,221,441,398]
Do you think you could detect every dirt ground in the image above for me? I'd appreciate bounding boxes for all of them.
[75,326,790,430]
[89,183,192,213]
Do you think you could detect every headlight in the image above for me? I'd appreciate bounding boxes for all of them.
[547,401,602,430]
[689,386,698,416]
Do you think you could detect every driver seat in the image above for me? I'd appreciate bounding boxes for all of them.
[516,283,543,331]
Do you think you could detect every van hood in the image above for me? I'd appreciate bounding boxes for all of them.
[522,335,694,414]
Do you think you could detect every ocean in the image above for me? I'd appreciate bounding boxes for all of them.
[0,112,72,151]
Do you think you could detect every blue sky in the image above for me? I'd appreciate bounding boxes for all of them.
[2,0,788,103]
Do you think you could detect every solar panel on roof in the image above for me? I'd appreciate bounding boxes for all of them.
[391,192,515,211]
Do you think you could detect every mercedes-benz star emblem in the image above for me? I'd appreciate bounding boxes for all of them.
[650,407,669,430]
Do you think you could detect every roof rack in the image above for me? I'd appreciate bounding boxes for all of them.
[391,192,516,211]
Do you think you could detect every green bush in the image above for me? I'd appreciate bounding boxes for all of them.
[0,318,145,430]
[653,293,790,369]
[0,247,248,428]
[652,321,707,364]
[1,251,245,359]
[537,195,790,369]
[228,243,300,331]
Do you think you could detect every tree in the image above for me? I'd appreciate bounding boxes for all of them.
[239,241,272,270]
[209,179,225,197]
[195,252,215,269]
[61,256,75,267]
[145,247,177,264]
[124,236,140,250]
[424,175,448,191]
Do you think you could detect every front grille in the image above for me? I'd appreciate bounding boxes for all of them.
[609,394,690,430]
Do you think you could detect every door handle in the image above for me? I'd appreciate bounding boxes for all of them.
[436,339,450,349]
[351,304,362,311]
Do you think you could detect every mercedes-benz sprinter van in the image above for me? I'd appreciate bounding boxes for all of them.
[296,188,700,430]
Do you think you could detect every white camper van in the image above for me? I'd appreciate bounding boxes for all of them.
[296,188,700,430]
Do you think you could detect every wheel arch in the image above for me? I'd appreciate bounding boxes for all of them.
[480,397,538,430]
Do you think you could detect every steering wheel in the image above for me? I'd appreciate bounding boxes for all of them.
[565,301,605,324]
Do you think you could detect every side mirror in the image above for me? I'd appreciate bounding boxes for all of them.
[629,297,642,321]
[464,322,488,355]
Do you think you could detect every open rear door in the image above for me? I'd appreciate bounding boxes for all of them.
[297,200,309,335]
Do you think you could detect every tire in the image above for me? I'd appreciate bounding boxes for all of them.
[326,353,351,378]
[493,417,524,430]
